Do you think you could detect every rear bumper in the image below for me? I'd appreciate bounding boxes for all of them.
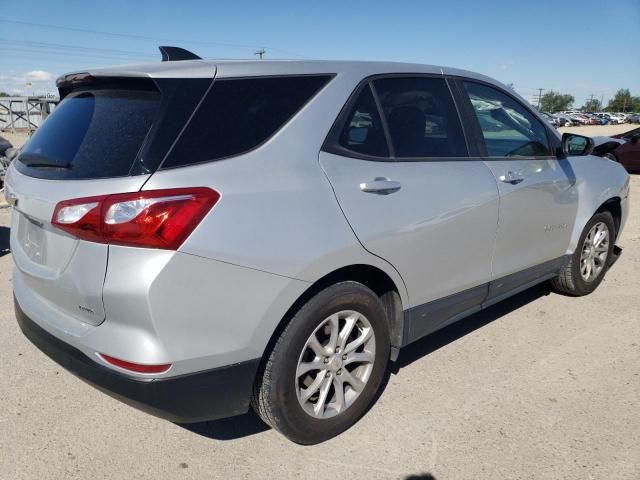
[15,297,260,423]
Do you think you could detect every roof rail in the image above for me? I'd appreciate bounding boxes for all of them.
[158,46,202,62]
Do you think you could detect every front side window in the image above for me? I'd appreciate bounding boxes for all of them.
[373,77,467,158]
[463,82,551,157]
[338,84,389,157]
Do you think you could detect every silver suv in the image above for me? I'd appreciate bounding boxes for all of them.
[8,54,629,444]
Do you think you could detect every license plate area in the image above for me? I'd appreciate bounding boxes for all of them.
[19,214,46,264]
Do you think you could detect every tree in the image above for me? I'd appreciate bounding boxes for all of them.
[606,89,633,112]
[0,91,12,97]
[539,90,574,112]
[582,98,602,112]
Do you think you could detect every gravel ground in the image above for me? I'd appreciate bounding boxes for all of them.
[0,126,638,479]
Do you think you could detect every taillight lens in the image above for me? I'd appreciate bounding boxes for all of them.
[52,188,219,250]
[98,353,171,374]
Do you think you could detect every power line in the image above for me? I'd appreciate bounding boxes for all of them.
[533,88,545,109]
[0,38,155,59]
[0,46,153,62]
[0,18,307,58]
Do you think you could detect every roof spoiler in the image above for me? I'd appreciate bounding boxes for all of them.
[159,46,202,62]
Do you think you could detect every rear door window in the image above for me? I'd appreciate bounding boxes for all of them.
[162,75,332,168]
[372,77,467,158]
[16,89,160,180]
[337,84,390,157]
[463,82,552,157]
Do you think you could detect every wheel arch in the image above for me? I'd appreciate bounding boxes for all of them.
[261,264,406,367]
[595,197,622,239]
[568,195,622,255]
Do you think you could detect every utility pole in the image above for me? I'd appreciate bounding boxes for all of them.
[254,48,266,60]
[534,88,545,109]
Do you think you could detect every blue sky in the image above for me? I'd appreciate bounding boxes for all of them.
[1,0,638,107]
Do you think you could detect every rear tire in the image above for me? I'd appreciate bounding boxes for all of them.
[551,211,615,296]
[251,281,390,444]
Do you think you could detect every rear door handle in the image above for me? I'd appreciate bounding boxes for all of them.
[359,177,402,195]
[499,171,524,185]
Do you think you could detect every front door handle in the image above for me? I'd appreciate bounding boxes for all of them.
[359,177,402,195]
[499,171,524,185]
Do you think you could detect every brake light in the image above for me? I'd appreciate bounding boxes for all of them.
[52,188,219,250]
[98,353,171,374]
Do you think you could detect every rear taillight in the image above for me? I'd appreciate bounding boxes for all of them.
[52,188,219,250]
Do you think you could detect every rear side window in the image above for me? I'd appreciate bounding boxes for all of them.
[463,82,551,157]
[373,77,467,158]
[338,84,389,157]
[162,75,332,168]
[16,89,159,179]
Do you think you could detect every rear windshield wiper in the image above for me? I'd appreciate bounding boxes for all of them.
[18,153,71,169]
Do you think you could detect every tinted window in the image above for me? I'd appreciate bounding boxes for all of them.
[338,84,389,157]
[373,77,467,158]
[162,75,331,168]
[463,82,551,157]
[16,89,159,179]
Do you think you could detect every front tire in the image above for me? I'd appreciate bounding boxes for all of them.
[251,281,390,444]
[551,211,615,296]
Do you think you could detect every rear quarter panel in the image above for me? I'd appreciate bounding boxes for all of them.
[142,68,409,305]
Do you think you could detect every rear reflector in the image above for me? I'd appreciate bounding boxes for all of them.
[99,353,172,374]
[52,187,219,250]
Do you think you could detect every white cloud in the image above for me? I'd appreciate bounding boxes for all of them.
[0,70,58,95]
[26,70,53,82]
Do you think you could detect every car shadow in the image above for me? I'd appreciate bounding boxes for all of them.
[179,409,270,440]
[392,282,552,371]
[180,282,552,442]
[0,226,10,257]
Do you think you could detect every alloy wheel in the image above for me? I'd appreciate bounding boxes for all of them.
[295,310,376,419]
[580,221,609,282]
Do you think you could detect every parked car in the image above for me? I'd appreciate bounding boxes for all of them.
[593,113,610,125]
[600,113,625,124]
[8,52,630,444]
[609,127,640,171]
[628,113,640,124]
[554,114,579,127]
[0,135,15,187]
[541,111,559,127]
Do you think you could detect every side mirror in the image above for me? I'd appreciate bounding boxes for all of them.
[631,133,640,145]
[561,133,594,156]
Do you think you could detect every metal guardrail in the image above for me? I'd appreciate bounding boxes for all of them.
[0,96,60,133]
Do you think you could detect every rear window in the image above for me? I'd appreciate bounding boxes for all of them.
[161,75,332,169]
[16,89,159,180]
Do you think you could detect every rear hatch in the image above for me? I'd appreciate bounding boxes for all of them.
[7,71,214,326]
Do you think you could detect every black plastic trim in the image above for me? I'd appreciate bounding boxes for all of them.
[403,284,487,344]
[401,255,570,346]
[15,297,260,423]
